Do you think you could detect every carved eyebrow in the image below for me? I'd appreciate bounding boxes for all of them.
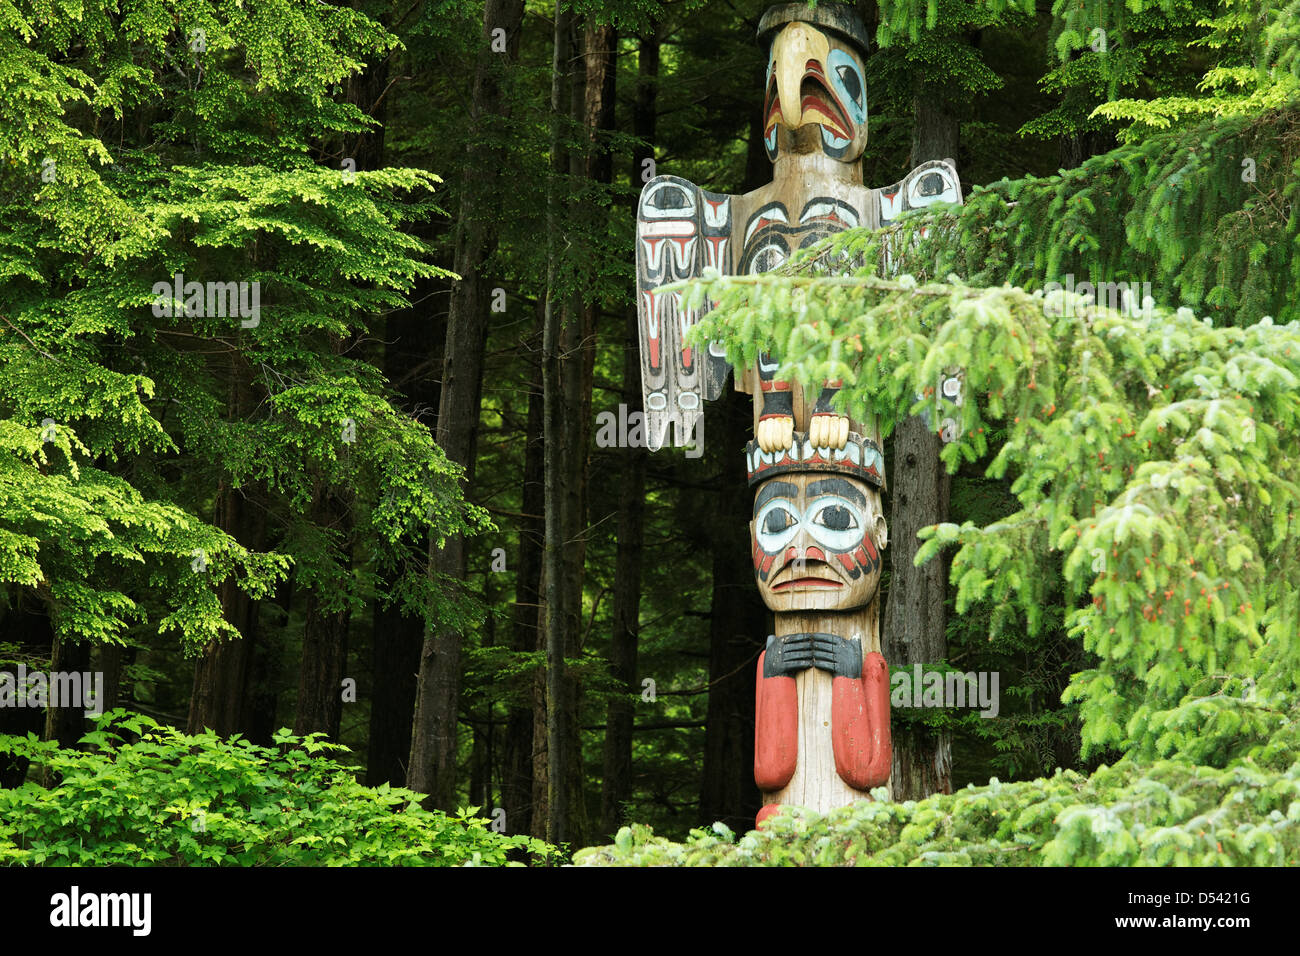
[807,478,866,507]
[755,481,799,511]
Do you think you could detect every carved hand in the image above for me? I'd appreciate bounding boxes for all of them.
[764,633,863,679]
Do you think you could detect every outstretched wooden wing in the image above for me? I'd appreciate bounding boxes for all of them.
[876,158,966,442]
[635,175,734,451]
[877,158,962,230]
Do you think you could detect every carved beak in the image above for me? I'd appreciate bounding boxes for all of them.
[771,22,832,130]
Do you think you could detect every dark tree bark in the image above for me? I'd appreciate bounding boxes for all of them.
[697,90,769,829]
[599,24,651,841]
[408,0,526,808]
[293,490,354,740]
[335,34,429,783]
[699,385,766,829]
[368,270,444,786]
[504,316,544,835]
[38,635,92,787]
[188,481,267,736]
[367,594,423,785]
[0,595,51,787]
[884,92,958,800]
[541,0,575,848]
[96,644,123,714]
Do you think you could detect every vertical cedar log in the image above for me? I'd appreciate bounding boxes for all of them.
[550,16,618,851]
[541,0,575,846]
[504,313,544,835]
[557,13,590,850]
[882,92,958,800]
[600,23,654,839]
[408,0,526,807]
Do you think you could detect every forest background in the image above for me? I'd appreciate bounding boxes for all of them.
[2,0,1298,863]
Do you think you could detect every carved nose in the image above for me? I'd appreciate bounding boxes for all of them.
[785,545,827,564]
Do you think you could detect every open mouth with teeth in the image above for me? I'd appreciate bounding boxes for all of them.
[764,60,854,158]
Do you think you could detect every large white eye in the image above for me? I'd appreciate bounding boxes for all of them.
[806,496,863,552]
[755,500,800,553]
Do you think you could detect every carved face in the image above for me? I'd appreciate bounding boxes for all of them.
[763,22,868,163]
[750,473,887,613]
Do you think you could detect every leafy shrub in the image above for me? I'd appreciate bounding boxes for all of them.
[577,713,1300,868]
[0,712,552,866]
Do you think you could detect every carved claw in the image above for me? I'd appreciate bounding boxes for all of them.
[757,414,795,452]
[808,412,849,450]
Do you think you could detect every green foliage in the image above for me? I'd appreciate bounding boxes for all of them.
[838,106,1299,327]
[0,712,553,866]
[0,0,487,659]
[685,268,1300,763]
[578,743,1300,865]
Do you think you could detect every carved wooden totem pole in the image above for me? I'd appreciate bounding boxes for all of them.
[634,2,963,822]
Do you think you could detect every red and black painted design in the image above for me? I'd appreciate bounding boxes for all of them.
[831,651,892,790]
[753,644,892,813]
[754,649,798,791]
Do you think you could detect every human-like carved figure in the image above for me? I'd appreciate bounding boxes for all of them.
[633,2,964,821]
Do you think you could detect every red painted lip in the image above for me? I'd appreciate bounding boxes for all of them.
[772,577,843,591]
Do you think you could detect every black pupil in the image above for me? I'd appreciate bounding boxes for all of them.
[764,510,793,534]
[820,506,852,531]
[837,66,861,105]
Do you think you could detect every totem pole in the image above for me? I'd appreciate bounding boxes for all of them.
[634,2,963,822]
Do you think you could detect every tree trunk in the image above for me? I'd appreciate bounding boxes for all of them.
[408,0,525,807]
[368,264,444,786]
[367,595,423,785]
[885,94,956,802]
[697,72,770,829]
[601,313,647,838]
[0,595,51,786]
[294,489,353,740]
[541,0,575,848]
[188,481,266,736]
[601,23,657,840]
[42,636,90,751]
[504,311,544,835]
[699,384,766,829]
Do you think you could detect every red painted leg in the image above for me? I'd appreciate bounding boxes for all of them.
[830,651,892,790]
[756,804,782,827]
[754,650,798,792]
